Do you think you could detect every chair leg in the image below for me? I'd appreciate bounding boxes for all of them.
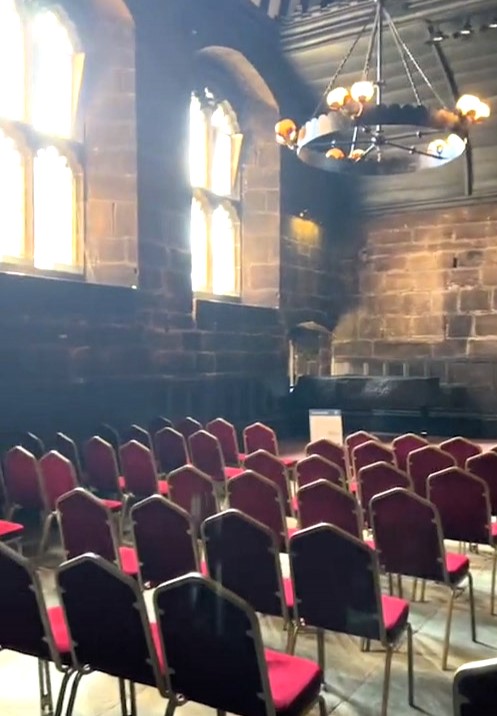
[54,670,77,716]
[317,628,326,672]
[164,701,177,716]
[388,573,393,595]
[318,693,328,716]
[442,588,456,670]
[491,549,497,616]
[468,573,477,642]
[381,646,393,716]
[285,621,295,653]
[420,579,426,602]
[38,659,54,716]
[39,513,54,558]
[65,671,85,716]
[396,574,403,598]
[407,623,415,707]
[411,578,418,602]
[288,623,300,655]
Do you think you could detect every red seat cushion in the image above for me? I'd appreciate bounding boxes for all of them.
[446,552,470,585]
[364,538,375,550]
[47,606,71,654]
[283,576,294,610]
[119,546,139,576]
[101,499,122,512]
[287,527,298,541]
[265,648,322,716]
[225,466,245,479]
[150,622,166,673]
[492,522,497,540]
[281,457,297,469]
[349,480,357,493]
[118,476,126,490]
[158,481,169,496]
[0,520,24,539]
[200,560,209,576]
[291,495,298,513]
[237,452,247,463]
[381,594,409,643]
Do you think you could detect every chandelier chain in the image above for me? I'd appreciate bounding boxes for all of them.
[362,5,380,80]
[384,11,421,104]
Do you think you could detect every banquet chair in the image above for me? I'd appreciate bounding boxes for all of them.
[56,554,171,716]
[57,488,138,578]
[0,542,74,716]
[440,437,482,469]
[189,429,244,485]
[54,433,84,484]
[168,465,219,535]
[453,657,497,715]
[345,430,378,473]
[202,509,294,639]
[392,433,429,472]
[94,423,122,469]
[428,467,497,613]
[407,445,456,498]
[295,454,346,490]
[175,416,203,445]
[352,441,396,483]
[289,523,413,716]
[3,446,46,524]
[38,451,78,556]
[120,440,169,500]
[466,451,497,516]
[371,488,476,669]
[154,573,323,716]
[83,436,125,499]
[297,479,364,539]
[305,438,348,477]
[243,422,297,468]
[206,417,245,466]
[0,518,24,548]
[227,470,295,551]
[131,495,199,588]
[154,427,189,475]
[19,432,45,460]
[358,461,412,524]
[148,415,173,437]
[123,424,153,451]
[244,449,294,516]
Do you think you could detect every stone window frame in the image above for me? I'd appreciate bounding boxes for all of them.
[0,1,85,280]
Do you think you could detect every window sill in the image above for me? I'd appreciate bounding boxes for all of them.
[194,296,280,331]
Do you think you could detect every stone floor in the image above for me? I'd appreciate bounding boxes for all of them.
[1,536,496,716]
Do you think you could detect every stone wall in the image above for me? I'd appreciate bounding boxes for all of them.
[332,201,497,413]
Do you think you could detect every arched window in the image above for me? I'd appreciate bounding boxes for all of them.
[189,90,241,298]
[0,1,84,276]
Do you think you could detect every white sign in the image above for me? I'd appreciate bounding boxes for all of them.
[309,409,344,445]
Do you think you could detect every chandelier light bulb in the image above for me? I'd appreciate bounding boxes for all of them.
[350,81,375,103]
[349,148,365,161]
[326,87,350,110]
[478,101,491,119]
[274,119,298,145]
[456,94,490,121]
[427,138,447,157]
[325,147,346,160]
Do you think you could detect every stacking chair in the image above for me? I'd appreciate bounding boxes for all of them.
[19,431,45,459]
[440,437,481,469]
[56,554,171,716]
[227,470,295,551]
[358,461,412,524]
[168,465,219,534]
[392,433,429,472]
[371,488,476,669]
[3,446,45,520]
[154,574,323,716]
[0,519,24,547]
[244,449,293,516]
[0,542,74,716]
[407,445,456,498]
[120,440,169,500]
[206,417,245,466]
[202,509,294,639]
[297,479,365,539]
[305,438,348,477]
[83,436,125,499]
[54,433,84,484]
[57,488,138,578]
[243,422,297,468]
[131,495,199,588]
[289,524,413,716]
[188,429,244,484]
[38,451,78,556]
[345,430,378,472]
[296,454,346,490]
[154,427,189,475]
[94,423,122,469]
[352,441,396,481]
[123,424,153,451]
[467,451,497,515]
[428,467,497,613]
[148,415,173,437]
[453,657,497,716]
[175,416,203,444]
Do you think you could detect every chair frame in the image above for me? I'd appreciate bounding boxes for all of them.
[206,417,243,466]
[439,436,482,467]
[371,487,477,670]
[289,523,414,716]
[357,460,412,524]
[38,450,78,557]
[244,449,294,517]
[453,657,497,716]
[296,454,347,491]
[407,444,456,497]
[296,479,365,538]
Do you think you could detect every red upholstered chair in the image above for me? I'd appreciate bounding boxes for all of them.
[19,431,45,460]
[345,430,378,471]
[244,449,293,517]
[352,441,396,480]
[440,437,482,469]
[453,657,497,716]
[358,461,412,525]
[154,573,323,716]
[306,438,348,477]
[148,415,173,437]
[57,488,138,578]
[189,429,243,483]
[227,470,294,551]
[407,444,456,498]
[83,436,125,499]
[206,417,245,466]
[428,467,497,614]
[296,454,346,490]
[392,433,429,472]
[243,421,297,468]
[0,542,74,716]
[175,416,203,444]
[3,446,45,520]
[297,479,365,540]
[131,495,199,588]
[54,432,84,484]
[202,509,294,638]
[123,424,153,451]
[289,524,413,716]
[154,427,189,475]
[0,519,24,547]
[467,451,497,516]
[168,465,219,534]
[38,450,78,556]
[370,487,476,669]
[56,554,170,714]
[94,423,122,469]
[120,440,169,500]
